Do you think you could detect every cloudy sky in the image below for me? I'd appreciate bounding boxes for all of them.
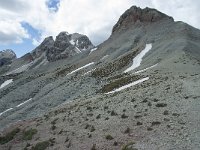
[0,0,199,57]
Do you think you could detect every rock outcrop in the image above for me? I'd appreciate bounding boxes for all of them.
[112,6,174,33]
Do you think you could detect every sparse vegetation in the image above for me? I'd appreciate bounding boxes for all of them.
[134,115,142,119]
[111,110,118,116]
[31,140,49,150]
[100,75,141,93]
[0,128,20,145]
[91,47,140,78]
[105,134,114,140]
[96,114,101,119]
[121,142,136,150]
[121,113,128,119]
[148,102,152,106]
[51,125,56,130]
[124,127,131,134]
[147,127,153,131]
[51,118,58,125]
[90,125,95,132]
[91,144,97,150]
[172,113,180,117]
[113,141,118,146]
[55,65,75,77]
[23,128,37,140]
[155,103,167,107]
[163,110,169,115]
[136,122,143,126]
[151,121,161,126]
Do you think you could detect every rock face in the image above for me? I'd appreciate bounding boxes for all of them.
[112,6,174,33]
[31,36,54,59]
[0,49,16,67]
[47,32,94,61]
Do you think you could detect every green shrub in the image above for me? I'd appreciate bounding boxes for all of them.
[23,128,37,140]
[0,128,20,144]
[111,110,118,116]
[121,114,128,119]
[90,126,95,132]
[124,127,130,134]
[105,134,114,140]
[155,103,167,107]
[31,141,49,150]
[51,125,56,130]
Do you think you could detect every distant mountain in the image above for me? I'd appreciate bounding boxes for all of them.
[0,6,200,150]
[0,32,94,75]
[32,32,94,62]
[0,49,16,67]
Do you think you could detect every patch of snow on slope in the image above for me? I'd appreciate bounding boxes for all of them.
[67,62,94,75]
[16,98,33,107]
[74,47,82,53]
[124,44,152,73]
[0,79,13,89]
[105,77,149,94]
[89,47,97,54]
[83,68,96,75]
[134,64,158,74]
[0,108,13,116]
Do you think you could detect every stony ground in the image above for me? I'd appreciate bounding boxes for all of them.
[1,61,200,150]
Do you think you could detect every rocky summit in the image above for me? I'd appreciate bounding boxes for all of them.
[0,6,200,150]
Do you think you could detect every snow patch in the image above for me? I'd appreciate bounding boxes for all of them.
[0,79,13,89]
[90,48,97,52]
[76,40,79,45]
[83,68,96,75]
[134,64,158,74]
[74,47,82,53]
[124,44,152,73]
[89,47,97,54]
[100,55,109,61]
[67,62,94,75]
[0,108,13,116]
[70,39,75,45]
[82,47,86,51]
[105,77,149,94]
[16,98,32,107]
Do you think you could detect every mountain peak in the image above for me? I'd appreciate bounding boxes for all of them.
[112,6,174,33]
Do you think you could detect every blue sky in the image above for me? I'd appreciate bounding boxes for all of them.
[0,0,199,58]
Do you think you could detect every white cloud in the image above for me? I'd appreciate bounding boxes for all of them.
[0,0,199,47]
[32,38,40,46]
[0,20,29,44]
